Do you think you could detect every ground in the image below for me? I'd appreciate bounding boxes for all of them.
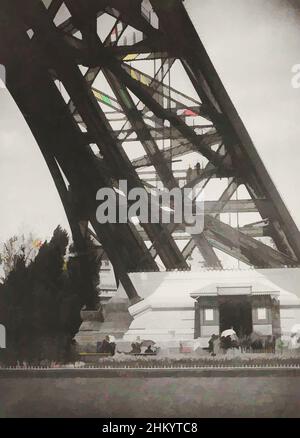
[1,375,300,418]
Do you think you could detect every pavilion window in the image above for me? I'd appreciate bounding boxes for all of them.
[204,308,214,322]
[257,308,267,320]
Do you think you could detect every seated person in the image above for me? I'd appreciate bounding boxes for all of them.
[144,345,156,355]
[225,335,233,350]
[231,337,239,349]
[221,335,232,351]
[109,339,116,356]
[130,342,141,354]
[208,334,217,355]
[96,341,102,353]
[98,336,113,355]
[130,336,142,354]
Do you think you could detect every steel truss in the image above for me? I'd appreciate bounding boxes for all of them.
[0,0,300,304]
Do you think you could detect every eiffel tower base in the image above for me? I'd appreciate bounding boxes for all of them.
[74,297,133,352]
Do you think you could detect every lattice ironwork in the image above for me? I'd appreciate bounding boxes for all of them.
[0,0,299,304]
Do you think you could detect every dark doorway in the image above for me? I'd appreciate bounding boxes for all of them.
[219,296,252,337]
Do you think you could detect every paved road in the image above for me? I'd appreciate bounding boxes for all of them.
[0,375,300,417]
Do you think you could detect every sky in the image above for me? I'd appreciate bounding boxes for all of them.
[186,0,300,222]
[0,0,300,244]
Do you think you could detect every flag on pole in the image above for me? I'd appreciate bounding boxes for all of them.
[181,108,198,117]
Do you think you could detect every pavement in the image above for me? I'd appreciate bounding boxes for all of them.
[0,374,300,418]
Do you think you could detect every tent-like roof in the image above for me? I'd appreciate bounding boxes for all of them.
[190,281,280,298]
[117,268,300,310]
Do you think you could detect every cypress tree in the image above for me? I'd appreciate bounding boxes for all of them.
[0,226,101,365]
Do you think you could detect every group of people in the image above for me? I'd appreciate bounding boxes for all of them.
[208,330,277,356]
[208,334,238,356]
[130,336,156,355]
[96,335,157,356]
[289,332,300,350]
[96,335,116,356]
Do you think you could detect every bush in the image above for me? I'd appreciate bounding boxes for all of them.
[0,226,99,365]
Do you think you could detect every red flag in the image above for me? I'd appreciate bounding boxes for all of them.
[182,108,198,117]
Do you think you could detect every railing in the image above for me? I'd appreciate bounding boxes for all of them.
[2,355,300,370]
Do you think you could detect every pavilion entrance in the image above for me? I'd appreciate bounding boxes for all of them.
[219,295,253,337]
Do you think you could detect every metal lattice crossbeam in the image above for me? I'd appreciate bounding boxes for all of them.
[0,0,299,303]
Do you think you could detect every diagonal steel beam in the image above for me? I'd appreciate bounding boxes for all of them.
[131,130,221,167]
[62,4,222,269]
[101,71,222,267]
[2,0,164,301]
[204,215,297,267]
[150,0,300,265]
[106,61,233,171]
[47,0,64,18]
[122,63,202,110]
[63,0,189,270]
[182,177,239,261]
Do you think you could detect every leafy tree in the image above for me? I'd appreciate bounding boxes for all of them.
[0,226,101,364]
[0,233,41,282]
[68,235,102,310]
[0,251,33,363]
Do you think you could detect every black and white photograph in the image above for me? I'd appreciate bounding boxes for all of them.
[0,0,300,422]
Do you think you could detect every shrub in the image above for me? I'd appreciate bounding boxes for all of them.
[0,226,98,365]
